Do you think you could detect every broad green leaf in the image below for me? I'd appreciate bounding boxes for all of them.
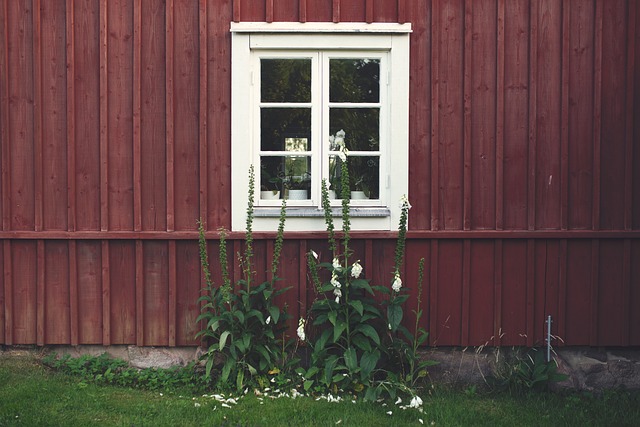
[333,323,347,343]
[351,334,372,353]
[221,359,233,383]
[349,300,364,316]
[219,331,231,351]
[268,306,280,324]
[344,347,358,372]
[387,304,403,331]
[328,311,337,326]
[360,350,380,380]
[355,324,380,345]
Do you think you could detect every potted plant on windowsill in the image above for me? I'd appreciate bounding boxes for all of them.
[284,171,310,200]
[260,167,282,200]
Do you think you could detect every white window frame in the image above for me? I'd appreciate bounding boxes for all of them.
[231,22,411,232]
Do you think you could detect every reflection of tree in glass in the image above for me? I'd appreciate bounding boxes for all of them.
[261,59,311,103]
[330,58,380,103]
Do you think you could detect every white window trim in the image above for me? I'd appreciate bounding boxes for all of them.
[231,22,410,232]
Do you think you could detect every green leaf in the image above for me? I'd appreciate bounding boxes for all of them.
[221,359,233,383]
[387,304,403,332]
[333,323,347,343]
[350,279,374,295]
[351,334,372,353]
[316,329,331,352]
[393,294,410,305]
[268,306,280,324]
[355,324,380,345]
[328,311,337,326]
[205,358,214,378]
[233,310,245,323]
[344,347,358,372]
[349,300,364,316]
[304,380,314,391]
[219,331,231,351]
[360,350,380,380]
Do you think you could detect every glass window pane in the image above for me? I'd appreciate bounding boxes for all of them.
[348,155,380,199]
[330,58,380,103]
[329,108,379,151]
[260,156,311,200]
[261,58,311,103]
[261,108,311,151]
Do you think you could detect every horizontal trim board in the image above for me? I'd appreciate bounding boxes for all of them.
[0,230,638,241]
[231,22,412,33]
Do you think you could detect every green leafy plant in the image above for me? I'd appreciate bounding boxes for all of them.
[299,150,435,401]
[196,165,293,391]
[489,348,568,394]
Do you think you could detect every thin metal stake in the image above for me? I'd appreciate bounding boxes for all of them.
[546,315,552,362]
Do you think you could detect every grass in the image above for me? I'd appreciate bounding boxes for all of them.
[1,351,639,426]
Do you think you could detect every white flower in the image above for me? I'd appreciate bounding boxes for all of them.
[351,261,363,278]
[265,316,271,325]
[338,150,347,162]
[395,397,402,405]
[419,419,424,425]
[335,296,340,304]
[392,272,402,292]
[332,258,342,271]
[297,318,306,341]
[333,288,342,298]
[336,129,346,139]
[194,402,201,408]
[409,396,423,408]
[399,194,412,210]
[310,250,318,260]
[330,272,341,289]
[386,411,393,415]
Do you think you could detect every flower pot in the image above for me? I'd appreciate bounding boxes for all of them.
[327,190,337,199]
[286,189,308,200]
[350,190,368,200]
[260,190,280,200]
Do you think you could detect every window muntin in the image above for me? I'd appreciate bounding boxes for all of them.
[256,51,386,206]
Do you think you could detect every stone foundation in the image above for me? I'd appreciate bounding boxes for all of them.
[3,345,639,391]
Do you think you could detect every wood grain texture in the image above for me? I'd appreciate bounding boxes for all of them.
[0,0,637,347]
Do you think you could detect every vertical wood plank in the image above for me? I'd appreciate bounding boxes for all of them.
[77,242,103,343]
[397,0,406,24]
[101,240,111,345]
[44,241,71,344]
[266,0,274,22]
[558,239,567,343]
[199,0,208,224]
[168,240,177,346]
[493,240,503,345]
[0,243,4,343]
[69,241,79,345]
[495,0,505,230]
[407,0,431,230]
[298,240,308,322]
[462,0,472,231]
[99,0,109,231]
[365,0,373,23]
[299,0,307,22]
[560,0,570,231]
[622,239,631,345]
[166,0,175,231]
[36,240,45,345]
[66,0,76,232]
[528,0,538,230]
[624,1,636,231]
[136,240,144,345]
[589,239,599,345]
[133,0,142,231]
[207,0,231,229]
[33,0,43,232]
[3,241,11,344]
[592,0,602,230]
[0,1,10,231]
[429,240,438,343]
[526,239,535,346]
[333,0,340,23]
[460,239,470,344]
[430,0,440,230]
[233,0,240,22]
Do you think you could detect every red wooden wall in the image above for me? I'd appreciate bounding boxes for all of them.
[0,0,639,348]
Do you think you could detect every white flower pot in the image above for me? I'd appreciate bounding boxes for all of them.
[260,190,280,200]
[287,189,308,200]
[327,190,337,199]
[350,190,368,200]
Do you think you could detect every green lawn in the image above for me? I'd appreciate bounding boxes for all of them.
[1,352,639,426]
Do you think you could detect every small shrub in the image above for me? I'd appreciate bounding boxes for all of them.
[489,348,568,393]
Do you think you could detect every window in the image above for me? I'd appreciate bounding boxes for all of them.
[231,23,411,231]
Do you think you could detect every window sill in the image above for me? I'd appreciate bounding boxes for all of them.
[254,206,391,218]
